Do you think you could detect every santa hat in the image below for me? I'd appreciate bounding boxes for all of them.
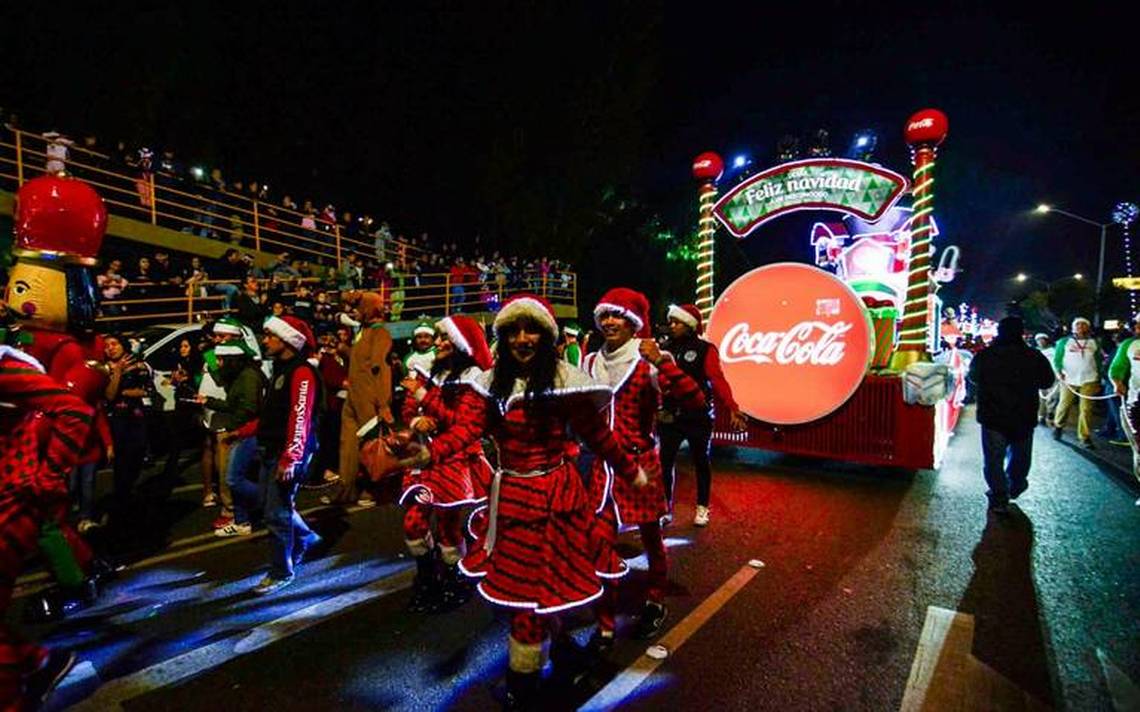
[212,316,244,336]
[1072,317,1091,330]
[594,287,651,338]
[215,342,255,359]
[264,315,315,353]
[493,293,559,340]
[667,303,703,334]
[563,321,581,337]
[413,322,434,337]
[438,315,493,370]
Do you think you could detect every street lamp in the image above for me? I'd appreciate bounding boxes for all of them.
[1033,204,1112,325]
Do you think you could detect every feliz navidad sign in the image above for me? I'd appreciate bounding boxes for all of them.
[713,158,908,238]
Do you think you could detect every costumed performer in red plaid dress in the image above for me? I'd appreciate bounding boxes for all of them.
[583,288,705,649]
[398,314,494,612]
[410,294,647,707]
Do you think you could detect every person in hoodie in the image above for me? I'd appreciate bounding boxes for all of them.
[195,342,265,537]
[967,316,1056,514]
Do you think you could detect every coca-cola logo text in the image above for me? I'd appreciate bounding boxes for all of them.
[706,263,872,425]
[719,321,851,365]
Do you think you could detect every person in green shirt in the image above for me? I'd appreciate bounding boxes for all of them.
[561,322,582,368]
[1109,316,1140,477]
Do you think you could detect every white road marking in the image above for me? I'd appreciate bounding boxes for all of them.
[900,606,1050,711]
[1098,648,1140,712]
[580,562,761,711]
[62,566,414,711]
[13,503,370,598]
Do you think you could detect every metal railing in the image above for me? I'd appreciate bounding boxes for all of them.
[92,270,575,328]
[2,128,578,325]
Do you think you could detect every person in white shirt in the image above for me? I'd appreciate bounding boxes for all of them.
[43,131,74,175]
[1052,317,1101,447]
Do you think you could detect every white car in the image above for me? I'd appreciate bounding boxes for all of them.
[135,323,205,412]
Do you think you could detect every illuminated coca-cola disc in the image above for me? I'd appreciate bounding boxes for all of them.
[707,262,873,425]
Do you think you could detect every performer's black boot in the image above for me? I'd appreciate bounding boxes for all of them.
[407,549,440,613]
[503,669,541,710]
[437,563,473,610]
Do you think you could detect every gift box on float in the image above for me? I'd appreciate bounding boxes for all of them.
[861,297,898,369]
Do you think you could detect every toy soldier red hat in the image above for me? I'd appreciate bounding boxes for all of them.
[14,175,107,266]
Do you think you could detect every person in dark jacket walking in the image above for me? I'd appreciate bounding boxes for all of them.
[967,317,1056,513]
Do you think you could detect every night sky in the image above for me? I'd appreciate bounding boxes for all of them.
[3,3,1138,316]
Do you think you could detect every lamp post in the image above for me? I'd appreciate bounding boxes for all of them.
[1034,204,1110,325]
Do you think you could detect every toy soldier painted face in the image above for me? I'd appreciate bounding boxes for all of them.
[8,175,107,334]
[6,262,70,329]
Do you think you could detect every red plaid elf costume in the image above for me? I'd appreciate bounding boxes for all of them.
[399,315,494,612]
[0,346,95,709]
[583,288,705,644]
[422,294,645,705]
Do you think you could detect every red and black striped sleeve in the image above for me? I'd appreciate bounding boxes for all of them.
[655,358,706,411]
[400,373,430,424]
[0,358,95,477]
[568,401,639,482]
[427,387,487,462]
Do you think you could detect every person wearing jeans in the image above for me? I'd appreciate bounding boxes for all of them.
[968,317,1056,513]
[196,343,264,537]
[253,316,322,595]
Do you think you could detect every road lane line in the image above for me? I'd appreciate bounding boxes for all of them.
[13,503,370,598]
[580,562,761,711]
[63,566,415,711]
[900,606,1050,711]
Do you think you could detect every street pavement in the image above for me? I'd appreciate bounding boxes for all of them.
[6,406,1138,710]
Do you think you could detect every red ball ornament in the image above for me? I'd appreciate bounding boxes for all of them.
[904,109,949,147]
[691,151,724,182]
[14,175,108,263]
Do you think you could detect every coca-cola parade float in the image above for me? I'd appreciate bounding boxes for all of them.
[691,109,966,469]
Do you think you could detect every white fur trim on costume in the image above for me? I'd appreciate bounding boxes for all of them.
[458,558,488,578]
[475,361,613,413]
[264,316,306,351]
[594,301,645,333]
[494,297,558,338]
[596,560,630,579]
[414,324,435,337]
[356,415,380,439]
[212,322,243,336]
[475,581,605,616]
[0,345,45,373]
[668,304,699,330]
[438,316,473,358]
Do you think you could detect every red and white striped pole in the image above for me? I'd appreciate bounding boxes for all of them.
[890,109,948,370]
[692,152,724,321]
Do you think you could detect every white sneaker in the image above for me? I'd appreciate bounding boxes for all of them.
[215,522,252,538]
[694,505,710,527]
[77,518,102,534]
